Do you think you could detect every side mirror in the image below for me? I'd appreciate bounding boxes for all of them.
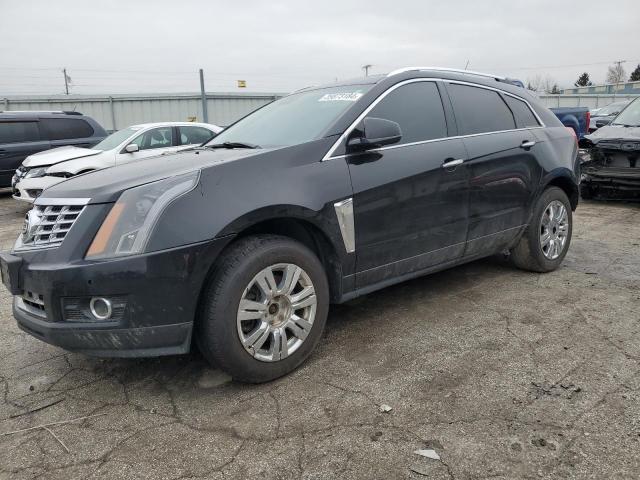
[595,119,612,128]
[347,117,402,151]
[124,144,139,153]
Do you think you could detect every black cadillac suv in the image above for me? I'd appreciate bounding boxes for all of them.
[0,68,579,382]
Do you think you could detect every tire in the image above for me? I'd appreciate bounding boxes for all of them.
[196,235,329,383]
[510,187,572,273]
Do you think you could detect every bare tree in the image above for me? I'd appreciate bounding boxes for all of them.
[606,63,627,84]
[527,75,560,94]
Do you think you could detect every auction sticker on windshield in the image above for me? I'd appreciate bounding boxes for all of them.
[318,92,364,102]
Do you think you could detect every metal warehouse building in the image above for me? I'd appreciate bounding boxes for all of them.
[1,92,283,131]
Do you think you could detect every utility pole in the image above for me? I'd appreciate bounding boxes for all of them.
[362,64,373,77]
[613,60,626,98]
[63,68,69,95]
[199,68,209,123]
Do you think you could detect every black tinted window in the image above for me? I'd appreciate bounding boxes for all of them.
[367,81,447,144]
[179,126,215,145]
[448,84,516,135]
[0,121,40,144]
[504,95,540,128]
[41,118,94,140]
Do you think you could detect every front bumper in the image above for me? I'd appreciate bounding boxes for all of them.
[2,237,232,357]
[582,167,640,196]
[13,176,64,203]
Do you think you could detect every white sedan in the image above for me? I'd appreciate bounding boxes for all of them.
[12,122,222,203]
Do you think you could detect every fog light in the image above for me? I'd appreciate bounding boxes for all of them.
[89,297,113,320]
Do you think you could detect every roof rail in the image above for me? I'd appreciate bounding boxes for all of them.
[0,110,83,115]
[387,67,506,81]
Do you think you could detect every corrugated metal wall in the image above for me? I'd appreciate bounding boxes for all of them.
[2,92,283,131]
[538,94,640,109]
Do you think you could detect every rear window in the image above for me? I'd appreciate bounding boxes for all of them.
[448,84,516,135]
[0,121,40,144]
[41,118,94,140]
[504,95,540,128]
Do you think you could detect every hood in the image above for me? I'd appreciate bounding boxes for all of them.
[23,146,101,167]
[41,147,274,204]
[585,124,640,145]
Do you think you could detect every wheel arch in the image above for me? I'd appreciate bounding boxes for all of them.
[542,171,579,210]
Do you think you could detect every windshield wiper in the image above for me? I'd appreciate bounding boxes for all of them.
[206,141,261,149]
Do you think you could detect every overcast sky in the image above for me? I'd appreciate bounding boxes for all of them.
[1,0,639,96]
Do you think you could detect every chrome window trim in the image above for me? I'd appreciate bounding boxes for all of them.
[34,197,91,206]
[322,77,544,162]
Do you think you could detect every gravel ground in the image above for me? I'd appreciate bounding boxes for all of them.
[0,191,639,480]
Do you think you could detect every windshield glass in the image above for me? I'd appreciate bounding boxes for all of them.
[206,84,372,148]
[611,98,640,126]
[91,127,140,150]
[598,102,627,116]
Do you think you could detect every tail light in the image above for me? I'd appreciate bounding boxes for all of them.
[585,111,591,131]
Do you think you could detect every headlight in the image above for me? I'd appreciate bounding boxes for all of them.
[85,172,199,259]
[24,166,49,178]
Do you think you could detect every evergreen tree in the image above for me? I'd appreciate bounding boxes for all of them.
[574,72,593,87]
[630,64,640,82]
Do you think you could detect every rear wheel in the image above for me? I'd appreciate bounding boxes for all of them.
[197,235,329,383]
[510,187,572,273]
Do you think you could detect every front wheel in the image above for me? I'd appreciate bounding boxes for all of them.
[196,235,329,383]
[510,187,573,273]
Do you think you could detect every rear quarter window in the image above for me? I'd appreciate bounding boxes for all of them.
[504,95,540,128]
[41,118,95,140]
[0,121,40,144]
[448,83,516,135]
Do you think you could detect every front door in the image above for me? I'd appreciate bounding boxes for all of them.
[116,126,178,164]
[345,80,470,288]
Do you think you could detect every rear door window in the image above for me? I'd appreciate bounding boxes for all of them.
[504,95,540,128]
[179,126,215,145]
[366,81,448,145]
[448,84,516,135]
[0,121,40,144]
[41,118,95,140]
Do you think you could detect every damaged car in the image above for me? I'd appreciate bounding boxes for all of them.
[580,97,640,199]
[12,122,221,203]
[0,68,579,383]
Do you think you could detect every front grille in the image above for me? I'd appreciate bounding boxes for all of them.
[16,291,47,319]
[22,204,85,247]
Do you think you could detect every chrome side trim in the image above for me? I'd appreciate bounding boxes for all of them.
[333,198,355,253]
[322,77,545,162]
[387,66,505,80]
[34,197,91,206]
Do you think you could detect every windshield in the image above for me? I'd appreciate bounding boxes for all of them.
[206,84,372,148]
[611,98,640,126]
[92,127,140,150]
[598,102,627,116]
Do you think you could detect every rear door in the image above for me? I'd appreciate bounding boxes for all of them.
[346,80,470,287]
[40,117,97,148]
[0,120,49,187]
[444,82,543,256]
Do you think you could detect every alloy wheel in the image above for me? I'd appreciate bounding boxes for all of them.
[540,200,569,260]
[236,263,317,362]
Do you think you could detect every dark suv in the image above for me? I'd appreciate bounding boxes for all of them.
[0,68,579,383]
[0,111,107,188]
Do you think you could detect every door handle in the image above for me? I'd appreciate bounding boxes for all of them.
[520,140,536,149]
[441,158,464,169]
